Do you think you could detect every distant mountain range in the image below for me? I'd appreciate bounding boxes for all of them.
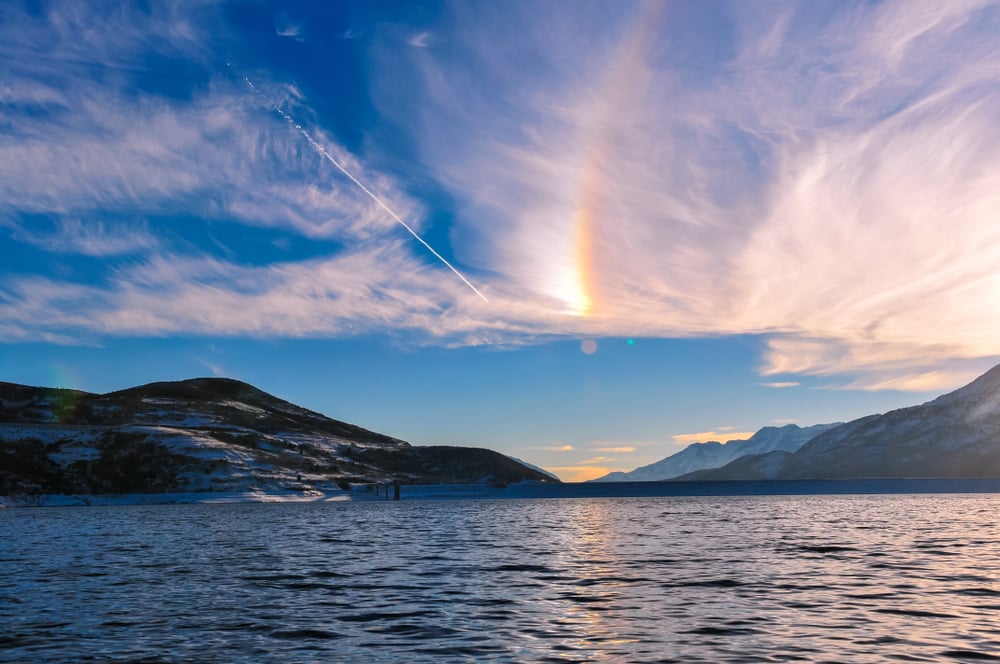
[0,378,555,498]
[592,423,840,482]
[681,364,1000,481]
[598,363,1000,483]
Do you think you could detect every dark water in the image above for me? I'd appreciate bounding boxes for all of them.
[3,494,1000,662]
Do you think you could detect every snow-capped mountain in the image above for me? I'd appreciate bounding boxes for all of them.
[592,423,839,482]
[681,364,1000,480]
[0,377,556,498]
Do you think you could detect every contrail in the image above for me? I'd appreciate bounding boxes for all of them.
[238,72,488,302]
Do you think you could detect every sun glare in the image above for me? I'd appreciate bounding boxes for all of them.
[563,279,593,316]
[550,261,593,316]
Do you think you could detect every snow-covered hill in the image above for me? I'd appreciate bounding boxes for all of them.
[592,423,838,482]
[0,378,556,498]
[682,364,1000,481]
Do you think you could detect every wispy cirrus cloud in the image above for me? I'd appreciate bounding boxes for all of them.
[0,77,419,243]
[407,31,432,48]
[0,242,512,343]
[274,12,305,41]
[575,456,614,467]
[830,370,987,393]
[528,444,575,452]
[9,219,159,256]
[195,357,227,378]
[3,0,1000,396]
[0,1,422,245]
[364,0,1000,390]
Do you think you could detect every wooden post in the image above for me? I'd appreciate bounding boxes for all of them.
[393,481,401,501]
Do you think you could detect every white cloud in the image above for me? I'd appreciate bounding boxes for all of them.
[0,243,499,341]
[11,218,158,256]
[408,31,432,48]
[0,2,422,245]
[0,82,420,242]
[196,357,227,378]
[275,12,305,41]
[364,0,1000,390]
[576,456,613,465]
[832,370,987,393]
[3,1,1000,396]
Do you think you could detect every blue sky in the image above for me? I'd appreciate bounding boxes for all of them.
[2,1,999,480]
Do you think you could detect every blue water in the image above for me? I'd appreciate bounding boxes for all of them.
[4,492,1000,662]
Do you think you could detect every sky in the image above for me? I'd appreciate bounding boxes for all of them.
[2,0,999,481]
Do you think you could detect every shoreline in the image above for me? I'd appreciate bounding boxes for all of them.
[6,477,1000,508]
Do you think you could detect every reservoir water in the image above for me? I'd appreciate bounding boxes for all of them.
[3,492,1000,662]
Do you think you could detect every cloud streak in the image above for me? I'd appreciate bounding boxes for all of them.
[8,218,159,256]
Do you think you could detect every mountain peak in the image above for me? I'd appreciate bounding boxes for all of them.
[927,363,1000,407]
[103,377,271,403]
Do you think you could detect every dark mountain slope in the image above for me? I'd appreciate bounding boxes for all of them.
[0,378,555,497]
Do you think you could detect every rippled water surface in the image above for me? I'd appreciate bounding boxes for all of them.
[4,494,1000,662]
